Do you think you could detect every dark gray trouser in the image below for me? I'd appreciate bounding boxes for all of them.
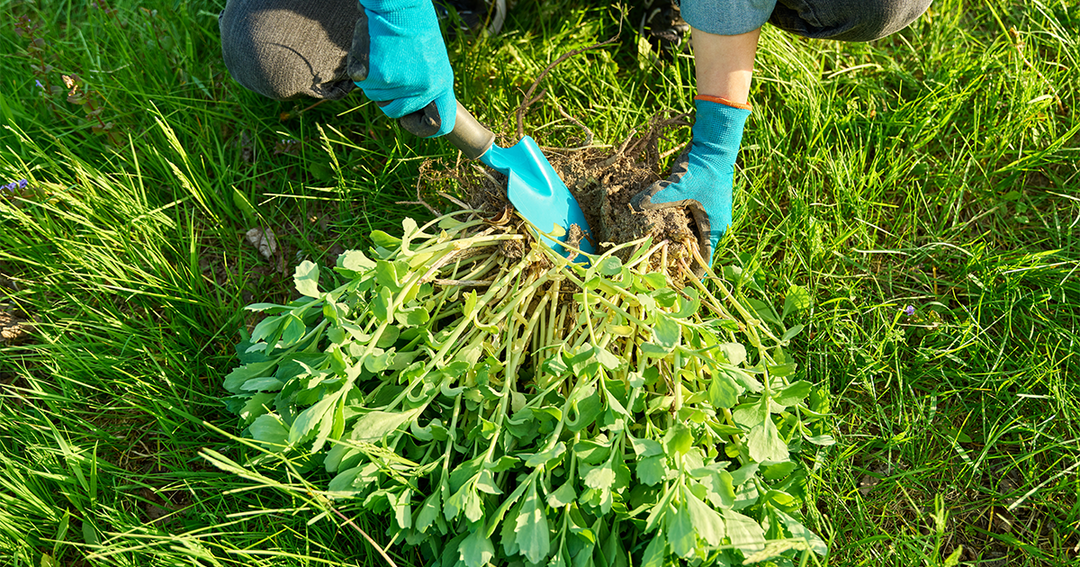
[219,0,931,101]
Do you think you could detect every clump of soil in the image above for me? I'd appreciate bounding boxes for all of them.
[550,115,700,270]
[428,114,703,277]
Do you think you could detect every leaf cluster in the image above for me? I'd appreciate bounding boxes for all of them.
[220,212,832,567]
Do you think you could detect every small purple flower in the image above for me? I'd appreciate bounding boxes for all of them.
[903,305,915,317]
[2,179,28,193]
[35,80,44,90]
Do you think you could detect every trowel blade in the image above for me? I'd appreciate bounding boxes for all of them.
[480,136,596,256]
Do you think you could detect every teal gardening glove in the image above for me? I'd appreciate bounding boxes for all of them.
[631,96,751,271]
[348,0,457,137]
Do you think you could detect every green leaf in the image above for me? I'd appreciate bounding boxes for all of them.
[663,423,693,457]
[594,346,622,371]
[289,393,339,449]
[717,343,746,366]
[652,288,678,308]
[249,414,289,450]
[640,272,667,290]
[547,481,576,508]
[666,503,695,559]
[720,509,766,551]
[641,531,667,567]
[249,315,283,344]
[350,408,419,443]
[388,490,413,529]
[729,463,759,487]
[564,345,599,377]
[490,455,520,473]
[370,230,401,249]
[685,488,725,546]
[708,370,741,409]
[583,462,616,490]
[767,363,797,377]
[652,315,681,350]
[596,256,623,276]
[327,465,363,493]
[525,442,566,468]
[279,314,306,346]
[458,528,495,567]
[336,249,376,273]
[499,501,522,556]
[463,290,478,318]
[475,469,503,495]
[374,260,401,291]
[697,468,736,509]
[245,303,289,313]
[397,306,430,327]
[774,380,812,407]
[446,480,485,523]
[746,415,789,463]
[574,439,610,465]
[372,286,393,321]
[82,519,99,546]
[239,376,284,392]
[636,455,668,486]
[728,367,763,393]
[782,285,811,320]
[673,287,700,318]
[416,491,441,533]
[640,342,671,358]
[376,325,400,348]
[628,437,664,458]
[762,461,797,482]
[238,392,275,424]
[805,433,836,446]
[515,482,550,564]
[731,401,765,429]
[943,545,964,567]
[401,217,421,245]
[745,298,780,325]
[294,260,321,298]
[363,348,392,373]
[780,324,805,342]
[223,360,277,394]
[566,384,603,433]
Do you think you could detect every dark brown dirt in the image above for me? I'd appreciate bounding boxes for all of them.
[551,132,698,268]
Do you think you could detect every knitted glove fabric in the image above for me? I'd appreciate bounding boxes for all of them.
[631,96,750,269]
[348,0,457,137]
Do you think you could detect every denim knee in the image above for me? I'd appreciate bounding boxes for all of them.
[219,0,358,100]
[769,0,932,42]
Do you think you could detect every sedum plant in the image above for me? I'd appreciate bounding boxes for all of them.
[218,209,832,567]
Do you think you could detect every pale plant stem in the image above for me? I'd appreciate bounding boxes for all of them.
[485,286,548,464]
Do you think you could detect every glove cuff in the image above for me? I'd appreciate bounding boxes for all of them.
[690,97,750,161]
[359,0,428,13]
[694,94,752,111]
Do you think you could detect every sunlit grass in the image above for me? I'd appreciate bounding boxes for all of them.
[1,0,1077,565]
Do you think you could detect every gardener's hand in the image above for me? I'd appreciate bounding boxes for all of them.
[631,96,751,271]
[348,0,456,138]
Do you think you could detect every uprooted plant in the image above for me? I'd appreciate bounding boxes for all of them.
[208,205,832,567]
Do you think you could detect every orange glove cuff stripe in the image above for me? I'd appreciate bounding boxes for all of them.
[694,95,753,111]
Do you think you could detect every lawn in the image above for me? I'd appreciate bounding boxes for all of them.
[1,0,1078,566]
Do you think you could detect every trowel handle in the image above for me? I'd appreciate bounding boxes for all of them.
[445,102,495,161]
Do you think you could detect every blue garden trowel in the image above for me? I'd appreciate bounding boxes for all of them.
[445,103,596,256]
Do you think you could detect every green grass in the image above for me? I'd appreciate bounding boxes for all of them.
[1,0,1078,565]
